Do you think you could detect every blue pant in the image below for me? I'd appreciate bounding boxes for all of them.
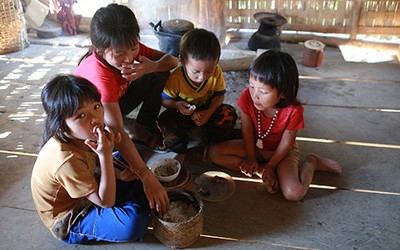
[64,179,150,244]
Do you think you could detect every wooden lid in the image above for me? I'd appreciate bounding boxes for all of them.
[162,19,194,34]
[305,40,325,51]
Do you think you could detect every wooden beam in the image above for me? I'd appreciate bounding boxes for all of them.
[350,0,362,39]
[198,0,226,46]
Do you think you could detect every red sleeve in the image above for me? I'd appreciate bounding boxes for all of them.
[137,43,154,59]
[286,105,304,130]
[74,53,121,103]
[237,88,251,115]
[95,75,119,103]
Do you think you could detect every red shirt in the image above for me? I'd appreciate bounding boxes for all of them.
[237,88,304,151]
[74,43,154,103]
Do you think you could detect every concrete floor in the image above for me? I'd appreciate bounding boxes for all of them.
[0,33,400,250]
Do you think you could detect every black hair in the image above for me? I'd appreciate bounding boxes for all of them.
[179,28,221,64]
[79,4,140,64]
[40,75,101,147]
[250,48,300,108]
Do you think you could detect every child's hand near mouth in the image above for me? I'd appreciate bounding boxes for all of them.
[85,125,121,154]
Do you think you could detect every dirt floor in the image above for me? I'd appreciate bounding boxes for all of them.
[0,32,399,249]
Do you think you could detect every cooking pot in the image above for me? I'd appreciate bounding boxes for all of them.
[150,19,194,57]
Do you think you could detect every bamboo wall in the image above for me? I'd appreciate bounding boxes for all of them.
[116,0,400,45]
[225,0,400,37]
[72,0,400,38]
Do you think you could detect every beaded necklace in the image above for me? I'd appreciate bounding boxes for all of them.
[256,109,279,149]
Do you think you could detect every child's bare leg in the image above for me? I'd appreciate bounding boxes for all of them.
[208,140,246,170]
[278,160,314,201]
[307,153,342,174]
[278,153,341,201]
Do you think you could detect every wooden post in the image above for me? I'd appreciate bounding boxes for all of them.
[198,0,226,46]
[349,0,362,40]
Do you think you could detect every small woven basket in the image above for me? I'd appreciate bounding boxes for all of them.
[0,0,29,54]
[152,189,203,248]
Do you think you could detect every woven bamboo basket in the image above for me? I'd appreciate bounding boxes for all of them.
[0,0,29,54]
[152,189,203,248]
[302,40,325,67]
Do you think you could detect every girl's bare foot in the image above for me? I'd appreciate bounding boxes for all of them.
[306,153,342,174]
[258,166,279,194]
[264,178,278,194]
[254,165,263,179]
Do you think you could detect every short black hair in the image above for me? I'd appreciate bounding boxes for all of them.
[41,75,101,145]
[250,49,300,108]
[179,28,221,64]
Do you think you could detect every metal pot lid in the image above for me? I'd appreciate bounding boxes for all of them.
[253,12,287,27]
[162,19,194,34]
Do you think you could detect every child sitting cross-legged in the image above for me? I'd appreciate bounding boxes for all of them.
[157,28,241,160]
[31,75,168,244]
[207,49,341,201]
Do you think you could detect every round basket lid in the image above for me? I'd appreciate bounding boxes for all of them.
[304,40,325,50]
[194,171,236,202]
[162,19,194,34]
[253,12,287,27]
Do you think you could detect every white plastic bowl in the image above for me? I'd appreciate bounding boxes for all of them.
[150,158,181,182]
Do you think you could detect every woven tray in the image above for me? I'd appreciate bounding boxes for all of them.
[161,166,192,191]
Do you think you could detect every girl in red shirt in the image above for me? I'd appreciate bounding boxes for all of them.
[75,4,177,214]
[208,49,341,201]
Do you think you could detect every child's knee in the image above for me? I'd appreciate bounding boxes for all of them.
[281,186,304,201]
